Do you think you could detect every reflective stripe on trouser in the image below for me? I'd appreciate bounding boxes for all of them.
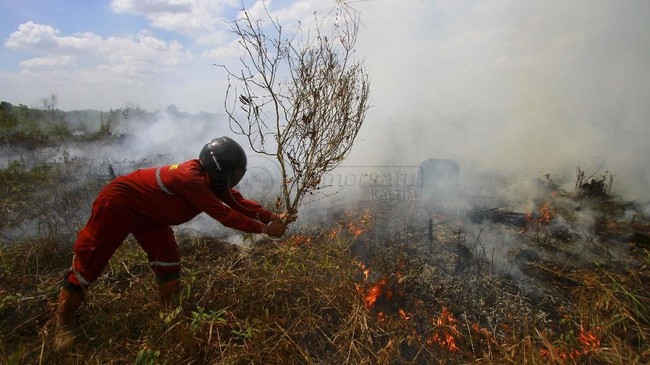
[67,196,181,286]
[150,261,181,267]
[70,255,90,286]
[132,225,181,276]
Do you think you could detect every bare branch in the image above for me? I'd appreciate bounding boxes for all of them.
[222,2,370,213]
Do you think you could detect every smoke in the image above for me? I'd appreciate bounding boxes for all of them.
[311,0,650,298]
[3,1,648,250]
[4,2,648,309]
[347,0,650,201]
[5,0,648,204]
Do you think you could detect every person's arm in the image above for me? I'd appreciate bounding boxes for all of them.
[218,189,274,224]
[220,189,298,224]
[174,175,268,233]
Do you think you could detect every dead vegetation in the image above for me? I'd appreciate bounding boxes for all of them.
[1,131,649,363]
[575,163,615,199]
[1,201,648,364]
[222,1,370,213]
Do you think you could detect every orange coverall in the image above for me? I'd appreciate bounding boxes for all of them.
[66,159,273,287]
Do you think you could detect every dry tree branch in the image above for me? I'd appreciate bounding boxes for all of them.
[222,1,370,214]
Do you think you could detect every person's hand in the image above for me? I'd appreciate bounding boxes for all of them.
[271,211,298,224]
[263,221,288,238]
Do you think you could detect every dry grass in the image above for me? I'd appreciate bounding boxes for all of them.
[481,261,649,364]
[1,232,377,364]
[1,227,648,364]
[2,106,648,364]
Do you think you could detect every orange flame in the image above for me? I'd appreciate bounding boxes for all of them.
[348,222,365,237]
[578,328,600,350]
[355,260,371,281]
[399,308,411,320]
[539,201,554,223]
[346,209,373,237]
[356,254,406,317]
[427,307,460,352]
[363,277,388,309]
[355,260,365,270]
[291,235,313,245]
[540,327,601,360]
[525,201,555,226]
[377,312,386,322]
[472,322,495,342]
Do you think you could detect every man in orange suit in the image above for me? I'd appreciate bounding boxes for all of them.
[54,136,295,350]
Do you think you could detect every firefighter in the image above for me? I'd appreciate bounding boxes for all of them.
[54,136,295,350]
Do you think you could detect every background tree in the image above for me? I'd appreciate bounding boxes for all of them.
[40,93,58,112]
[222,1,370,214]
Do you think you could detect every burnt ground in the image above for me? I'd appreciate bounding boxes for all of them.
[320,189,649,352]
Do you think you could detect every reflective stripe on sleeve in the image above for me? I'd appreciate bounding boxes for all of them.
[156,167,175,195]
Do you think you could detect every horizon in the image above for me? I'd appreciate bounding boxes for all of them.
[2,0,649,198]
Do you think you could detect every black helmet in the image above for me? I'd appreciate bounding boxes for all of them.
[199,136,247,190]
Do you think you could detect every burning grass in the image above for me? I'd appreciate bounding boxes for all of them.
[1,158,648,363]
[2,106,648,363]
[1,223,648,363]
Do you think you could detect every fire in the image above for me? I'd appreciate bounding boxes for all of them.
[377,312,386,322]
[355,261,393,310]
[290,235,312,245]
[348,221,365,237]
[355,261,371,281]
[359,209,372,223]
[398,308,411,320]
[363,277,388,309]
[578,328,600,350]
[346,209,373,237]
[355,256,405,318]
[427,307,460,352]
[538,201,554,223]
[472,322,495,342]
[525,200,555,227]
[326,209,374,239]
[540,327,601,360]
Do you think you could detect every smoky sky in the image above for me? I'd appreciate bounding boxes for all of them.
[2,0,648,201]
[348,0,650,200]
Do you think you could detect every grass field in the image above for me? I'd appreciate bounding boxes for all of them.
[1,213,648,364]
[0,104,648,363]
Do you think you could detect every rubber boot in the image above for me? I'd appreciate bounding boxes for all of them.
[54,287,83,351]
[157,279,180,307]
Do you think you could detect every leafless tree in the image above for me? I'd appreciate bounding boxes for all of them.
[40,93,58,111]
[221,1,370,214]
